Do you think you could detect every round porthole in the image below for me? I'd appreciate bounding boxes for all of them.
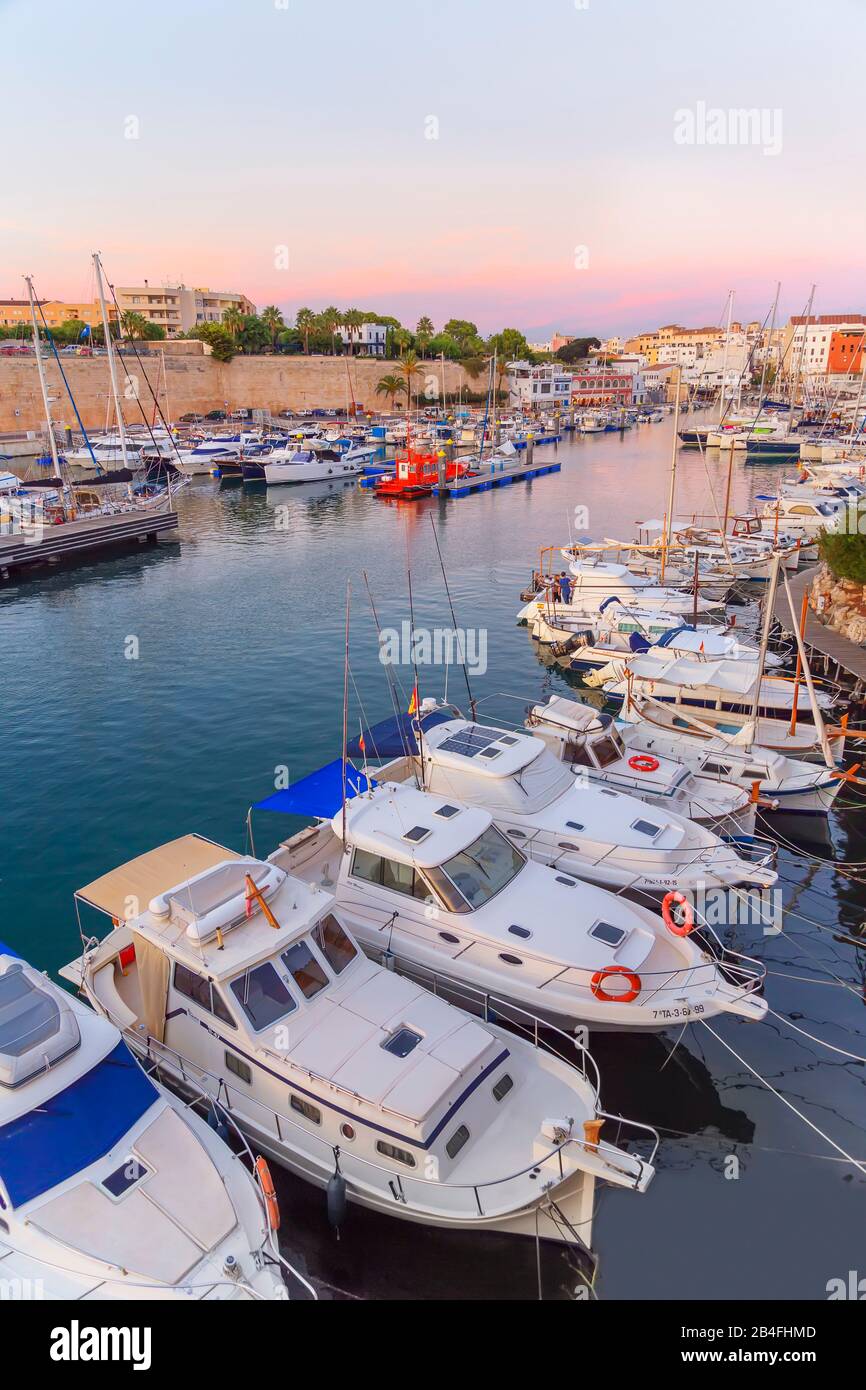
[340,1123,356,1141]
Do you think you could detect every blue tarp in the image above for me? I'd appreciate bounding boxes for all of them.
[255,758,377,818]
[0,1040,158,1209]
[345,709,452,759]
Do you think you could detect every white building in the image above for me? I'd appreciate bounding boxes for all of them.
[340,322,387,356]
[506,360,572,410]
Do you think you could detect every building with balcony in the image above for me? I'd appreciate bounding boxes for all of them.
[506,360,572,410]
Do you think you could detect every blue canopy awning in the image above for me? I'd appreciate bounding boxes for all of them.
[345,708,452,760]
[0,1040,158,1209]
[255,758,376,818]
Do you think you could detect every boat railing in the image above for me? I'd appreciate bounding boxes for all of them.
[133,1031,656,1220]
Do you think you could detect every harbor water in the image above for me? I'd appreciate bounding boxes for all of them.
[3,417,865,1299]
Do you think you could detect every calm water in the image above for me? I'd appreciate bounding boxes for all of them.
[3,418,865,1300]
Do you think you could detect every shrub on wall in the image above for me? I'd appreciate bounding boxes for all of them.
[818,529,866,585]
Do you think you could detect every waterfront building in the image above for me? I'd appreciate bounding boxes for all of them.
[506,359,572,410]
[112,283,256,336]
[339,322,387,356]
[784,313,866,377]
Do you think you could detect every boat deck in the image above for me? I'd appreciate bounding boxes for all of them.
[773,564,866,684]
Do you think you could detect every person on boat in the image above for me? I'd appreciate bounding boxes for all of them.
[559,572,572,604]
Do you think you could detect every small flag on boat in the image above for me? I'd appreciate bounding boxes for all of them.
[408,684,418,716]
[358,727,366,755]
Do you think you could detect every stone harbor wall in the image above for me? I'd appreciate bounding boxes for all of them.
[811,563,866,646]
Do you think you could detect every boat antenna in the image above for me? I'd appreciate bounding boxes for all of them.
[341,579,351,849]
[406,532,427,785]
[429,515,477,719]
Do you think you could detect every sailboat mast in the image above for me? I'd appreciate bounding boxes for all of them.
[661,365,682,581]
[718,289,734,423]
[93,251,130,471]
[25,277,65,494]
[747,551,781,745]
[341,580,351,848]
[789,284,815,422]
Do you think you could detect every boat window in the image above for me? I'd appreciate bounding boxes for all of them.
[492,1074,514,1103]
[438,931,461,944]
[508,925,531,939]
[174,965,237,1029]
[403,825,431,843]
[589,921,628,947]
[382,1026,423,1058]
[313,914,357,975]
[351,848,384,884]
[565,820,585,832]
[499,953,523,966]
[102,1157,148,1199]
[381,857,429,899]
[290,1094,321,1125]
[565,741,595,767]
[702,760,729,776]
[592,734,624,767]
[440,826,524,909]
[230,963,297,1032]
[434,804,461,819]
[632,819,662,838]
[377,1140,416,1167]
[445,1125,470,1160]
[281,941,328,1000]
[225,1051,252,1085]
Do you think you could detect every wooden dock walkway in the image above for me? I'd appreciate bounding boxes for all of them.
[773,564,866,685]
[0,507,179,580]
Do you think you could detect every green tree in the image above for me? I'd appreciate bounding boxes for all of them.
[443,319,483,354]
[120,311,149,341]
[427,333,463,361]
[141,321,167,341]
[238,315,269,354]
[818,530,866,584]
[320,305,342,355]
[188,323,235,362]
[261,305,285,349]
[296,307,316,355]
[222,306,243,339]
[415,316,434,356]
[555,337,600,364]
[277,328,303,354]
[375,373,404,410]
[342,308,365,355]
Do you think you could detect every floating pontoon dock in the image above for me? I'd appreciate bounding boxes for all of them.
[773,564,866,690]
[0,507,179,580]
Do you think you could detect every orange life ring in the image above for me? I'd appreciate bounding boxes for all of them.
[629,754,659,773]
[591,966,642,1003]
[255,1156,280,1231]
[662,890,695,937]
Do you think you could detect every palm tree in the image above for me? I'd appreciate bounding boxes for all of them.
[375,374,404,411]
[415,316,434,357]
[321,305,342,355]
[261,305,285,350]
[222,306,243,339]
[462,355,487,381]
[296,307,316,355]
[120,310,149,341]
[342,308,365,355]
[398,350,421,411]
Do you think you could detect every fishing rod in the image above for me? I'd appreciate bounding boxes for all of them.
[429,515,478,719]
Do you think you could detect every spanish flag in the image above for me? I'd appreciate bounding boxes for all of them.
[408,684,418,716]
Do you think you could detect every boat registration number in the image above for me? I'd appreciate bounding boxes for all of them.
[652,1003,706,1021]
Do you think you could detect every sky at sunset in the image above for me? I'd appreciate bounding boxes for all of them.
[2,0,864,338]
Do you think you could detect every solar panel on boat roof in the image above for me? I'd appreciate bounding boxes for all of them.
[437,725,508,759]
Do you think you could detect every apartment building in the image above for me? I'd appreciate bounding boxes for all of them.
[339,322,387,356]
[784,314,866,376]
[506,360,573,410]
[113,283,255,335]
[0,298,102,330]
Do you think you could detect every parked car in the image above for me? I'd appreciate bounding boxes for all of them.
[205,409,227,421]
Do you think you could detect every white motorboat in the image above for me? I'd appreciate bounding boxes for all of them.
[589,650,839,722]
[264,449,368,484]
[1,943,287,1300]
[528,604,781,671]
[272,777,768,1034]
[518,560,723,625]
[63,835,657,1250]
[368,714,772,892]
[609,695,844,814]
[521,698,759,831]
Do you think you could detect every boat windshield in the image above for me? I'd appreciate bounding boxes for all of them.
[592,730,625,767]
[439,826,524,909]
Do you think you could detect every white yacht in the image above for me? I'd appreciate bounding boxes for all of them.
[518,559,722,625]
[588,651,839,722]
[610,695,845,811]
[62,835,657,1250]
[528,604,781,671]
[271,776,768,1033]
[264,450,369,484]
[520,699,759,831]
[0,944,287,1300]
